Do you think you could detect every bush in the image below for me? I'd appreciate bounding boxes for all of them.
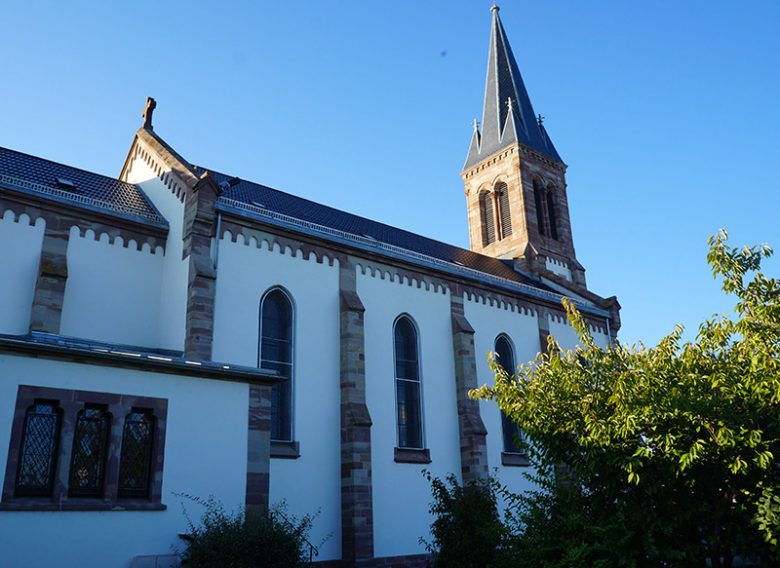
[179,496,316,568]
[422,472,517,568]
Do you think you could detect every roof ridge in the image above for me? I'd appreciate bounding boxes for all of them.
[206,166,478,251]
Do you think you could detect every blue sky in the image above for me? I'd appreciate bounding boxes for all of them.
[1,1,778,346]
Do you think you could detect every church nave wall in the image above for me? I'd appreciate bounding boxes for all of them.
[211,233,343,561]
[357,269,460,559]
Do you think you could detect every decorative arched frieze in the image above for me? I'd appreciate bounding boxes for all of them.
[125,139,188,203]
[220,223,341,267]
[0,199,166,254]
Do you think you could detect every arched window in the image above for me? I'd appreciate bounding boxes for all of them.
[495,181,512,239]
[69,405,111,497]
[15,401,62,496]
[394,316,423,449]
[118,409,155,498]
[260,288,294,442]
[495,335,524,454]
[479,191,496,246]
[533,179,546,237]
[546,185,559,241]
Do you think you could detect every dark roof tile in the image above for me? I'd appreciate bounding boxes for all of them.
[0,146,165,226]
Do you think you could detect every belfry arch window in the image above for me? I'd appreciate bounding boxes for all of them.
[533,179,547,237]
[479,191,496,246]
[259,288,294,442]
[546,184,559,240]
[495,181,512,239]
[394,315,424,449]
[494,335,524,454]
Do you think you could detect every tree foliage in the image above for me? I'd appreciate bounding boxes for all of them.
[472,231,780,566]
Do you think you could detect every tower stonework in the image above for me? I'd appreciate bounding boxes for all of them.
[461,5,586,288]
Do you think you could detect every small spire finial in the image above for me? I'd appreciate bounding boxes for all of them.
[537,113,545,127]
[472,118,479,132]
[506,97,514,113]
[491,3,500,14]
[142,97,157,130]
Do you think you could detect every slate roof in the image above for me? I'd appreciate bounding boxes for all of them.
[464,5,563,169]
[208,169,560,294]
[0,146,166,227]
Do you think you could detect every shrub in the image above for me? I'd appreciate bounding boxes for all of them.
[179,495,315,568]
[422,472,517,568]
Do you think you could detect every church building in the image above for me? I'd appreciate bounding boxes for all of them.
[0,6,619,567]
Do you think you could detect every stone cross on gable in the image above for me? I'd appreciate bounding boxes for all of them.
[537,113,545,127]
[142,97,157,130]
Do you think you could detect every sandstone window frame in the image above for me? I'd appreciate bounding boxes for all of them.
[494,334,529,467]
[1,385,168,511]
[258,286,300,459]
[393,314,429,464]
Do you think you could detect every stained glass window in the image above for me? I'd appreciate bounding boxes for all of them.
[68,406,110,498]
[495,335,524,453]
[260,289,294,441]
[118,410,155,498]
[15,401,61,496]
[395,316,423,449]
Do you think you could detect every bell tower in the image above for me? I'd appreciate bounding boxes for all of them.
[461,4,586,287]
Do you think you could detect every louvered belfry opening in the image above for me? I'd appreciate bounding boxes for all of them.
[479,191,496,246]
[495,181,512,239]
[533,179,546,236]
[546,185,559,240]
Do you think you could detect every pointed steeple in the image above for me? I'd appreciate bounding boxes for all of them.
[464,4,562,169]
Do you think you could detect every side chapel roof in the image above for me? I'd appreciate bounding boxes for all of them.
[0,146,166,228]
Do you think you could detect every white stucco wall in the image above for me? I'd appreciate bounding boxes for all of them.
[465,297,541,499]
[545,257,572,281]
[358,269,461,558]
[212,234,342,561]
[60,228,164,348]
[125,156,188,351]
[0,354,249,568]
[0,211,44,335]
[549,314,610,351]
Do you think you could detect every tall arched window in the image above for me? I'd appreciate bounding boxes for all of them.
[394,316,423,449]
[15,401,62,496]
[69,405,111,497]
[533,179,546,237]
[260,288,294,442]
[479,191,496,246]
[495,181,512,239]
[546,185,559,241]
[495,335,524,454]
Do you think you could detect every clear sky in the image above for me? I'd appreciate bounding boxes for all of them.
[1,0,778,347]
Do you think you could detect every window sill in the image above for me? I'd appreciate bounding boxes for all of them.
[394,447,431,464]
[501,452,530,467]
[271,440,300,459]
[0,498,166,512]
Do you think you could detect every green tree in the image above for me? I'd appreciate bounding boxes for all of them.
[472,231,780,566]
